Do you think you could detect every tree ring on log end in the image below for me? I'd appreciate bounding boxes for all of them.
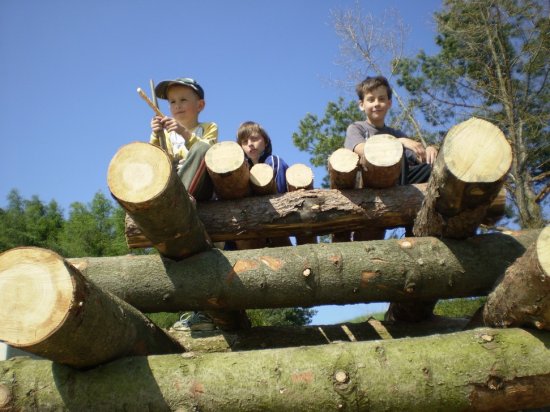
[537,226,550,277]
[250,163,275,188]
[107,142,172,204]
[286,163,314,190]
[205,141,245,174]
[363,134,403,167]
[444,118,512,183]
[0,247,73,346]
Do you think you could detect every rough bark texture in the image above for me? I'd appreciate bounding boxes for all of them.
[328,148,359,189]
[361,134,403,189]
[483,226,550,330]
[167,317,469,353]
[67,230,539,313]
[414,117,512,239]
[107,141,212,260]
[0,247,183,369]
[205,141,250,200]
[125,184,507,247]
[1,328,549,411]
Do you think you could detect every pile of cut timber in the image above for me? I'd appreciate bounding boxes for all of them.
[1,117,549,411]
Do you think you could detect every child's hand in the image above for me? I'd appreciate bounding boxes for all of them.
[151,116,163,133]
[161,117,188,136]
[425,146,438,165]
[398,138,426,163]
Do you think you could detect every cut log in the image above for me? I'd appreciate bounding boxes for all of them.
[361,133,403,188]
[413,117,512,238]
[107,141,211,260]
[67,230,540,313]
[0,247,182,369]
[2,328,550,411]
[125,184,507,247]
[250,163,276,195]
[483,226,550,330]
[205,141,250,200]
[328,148,359,189]
[286,163,314,191]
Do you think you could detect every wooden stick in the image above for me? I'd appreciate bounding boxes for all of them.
[138,86,173,158]
[149,80,167,153]
[137,87,164,117]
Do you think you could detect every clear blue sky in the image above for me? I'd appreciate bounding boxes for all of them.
[0,0,442,324]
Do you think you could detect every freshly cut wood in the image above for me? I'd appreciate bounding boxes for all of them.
[69,230,540,313]
[107,141,211,260]
[205,141,250,199]
[125,184,508,247]
[286,163,313,191]
[328,148,359,189]
[0,247,182,369]
[414,117,512,238]
[250,163,276,195]
[483,226,550,330]
[2,328,550,411]
[362,134,403,188]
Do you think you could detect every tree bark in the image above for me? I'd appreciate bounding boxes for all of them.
[328,148,359,189]
[1,328,549,411]
[250,163,276,195]
[413,117,512,239]
[483,226,550,330]
[361,134,403,188]
[66,230,540,313]
[0,247,183,369]
[107,141,212,260]
[125,184,507,247]
[205,141,250,200]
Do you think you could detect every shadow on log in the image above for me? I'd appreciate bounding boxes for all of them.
[1,328,549,411]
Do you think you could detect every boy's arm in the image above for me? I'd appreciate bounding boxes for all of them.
[185,122,219,149]
[345,123,366,156]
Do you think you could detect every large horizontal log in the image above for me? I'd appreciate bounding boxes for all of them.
[125,184,507,247]
[1,328,549,411]
[69,230,539,313]
[0,248,183,369]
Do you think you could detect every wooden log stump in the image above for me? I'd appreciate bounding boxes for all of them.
[0,247,182,369]
[107,141,211,260]
[483,226,550,330]
[68,230,540,313]
[250,163,276,195]
[205,141,250,200]
[361,134,403,188]
[413,117,512,239]
[328,148,359,189]
[286,163,317,244]
[2,328,550,411]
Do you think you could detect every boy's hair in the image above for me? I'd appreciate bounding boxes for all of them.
[237,121,271,146]
[356,76,392,101]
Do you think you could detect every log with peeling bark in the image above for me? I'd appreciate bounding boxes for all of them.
[328,148,359,189]
[0,247,183,369]
[107,141,211,260]
[125,184,507,248]
[66,230,540,313]
[361,133,403,188]
[483,226,550,330]
[1,328,550,411]
[413,117,512,239]
[250,163,276,195]
[205,141,250,200]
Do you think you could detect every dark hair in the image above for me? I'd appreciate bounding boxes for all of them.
[355,76,392,101]
[236,121,273,161]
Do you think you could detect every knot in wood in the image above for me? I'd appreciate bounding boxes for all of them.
[399,240,412,249]
[487,375,504,391]
[302,268,311,277]
[0,384,11,408]
[334,370,349,383]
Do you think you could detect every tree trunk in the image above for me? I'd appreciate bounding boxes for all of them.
[413,117,512,239]
[286,163,314,191]
[205,141,250,200]
[125,184,507,247]
[361,134,403,188]
[328,148,359,189]
[250,163,276,195]
[107,141,212,260]
[0,247,183,369]
[1,328,550,411]
[483,226,550,330]
[66,230,540,313]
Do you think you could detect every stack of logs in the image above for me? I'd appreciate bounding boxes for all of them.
[1,117,549,411]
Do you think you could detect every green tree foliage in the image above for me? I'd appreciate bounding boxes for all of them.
[292,97,363,187]
[395,0,549,228]
[247,307,316,327]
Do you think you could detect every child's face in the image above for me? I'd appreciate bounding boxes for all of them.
[166,85,204,125]
[240,133,266,164]
[359,85,392,127]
